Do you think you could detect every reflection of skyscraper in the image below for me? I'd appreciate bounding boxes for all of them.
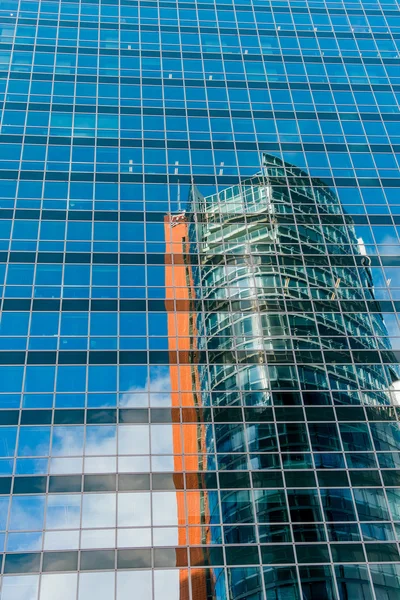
[174,154,400,599]
[164,215,216,600]
[189,154,398,414]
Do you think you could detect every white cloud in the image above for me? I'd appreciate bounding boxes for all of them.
[81,493,116,528]
[80,529,115,550]
[43,530,79,551]
[78,572,115,600]
[118,425,150,455]
[152,492,178,526]
[117,493,151,527]
[0,575,39,600]
[117,528,151,548]
[39,573,77,600]
[85,426,117,456]
[117,571,152,600]
[119,368,172,407]
[150,424,174,454]
[154,570,180,600]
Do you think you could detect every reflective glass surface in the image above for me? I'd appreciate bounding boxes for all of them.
[0,0,400,598]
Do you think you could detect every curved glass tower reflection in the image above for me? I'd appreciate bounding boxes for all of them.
[189,153,398,412]
[170,153,400,599]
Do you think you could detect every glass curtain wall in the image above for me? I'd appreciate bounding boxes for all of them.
[0,0,399,599]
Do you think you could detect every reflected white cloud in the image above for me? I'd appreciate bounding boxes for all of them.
[375,234,400,256]
[78,572,115,600]
[0,575,39,600]
[154,570,180,600]
[51,427,84,457]
[382,314,400,340]
[49,424,154,474]
[117,527,152,548]
[84,456,117,474]
[117,493,151,527]
[0,570,182,600]
[151,424,174,454]
[39,573,77,600]
[117,571,152,600]
[118,456,150,473]
[82,493,116,528]
[49,457,83,475]
[151,455,175,472]
[9,496,45,532]
[118,425,150,455]
[43,530,79,551]
[80,529,115,550]
[85,426,117,456]
[153,526,179,546]
[389,379,400,406]
[6,532,42,553]
[152,492,178,526]
[7,485,181,552]
[46,494,81,529]
[119,368,172,408]
[4,367,180,564]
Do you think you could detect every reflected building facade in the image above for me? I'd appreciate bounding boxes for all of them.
[189,153,399,412]
[166,154,400,599]
[164,213,216,600]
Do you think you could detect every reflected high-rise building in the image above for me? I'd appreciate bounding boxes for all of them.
[164,214,219,600]
[166,154,400,599]
[188,153,398,414]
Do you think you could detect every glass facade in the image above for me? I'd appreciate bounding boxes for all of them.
[0,0,400,598]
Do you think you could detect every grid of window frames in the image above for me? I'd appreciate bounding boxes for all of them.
[0,0,399,598]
